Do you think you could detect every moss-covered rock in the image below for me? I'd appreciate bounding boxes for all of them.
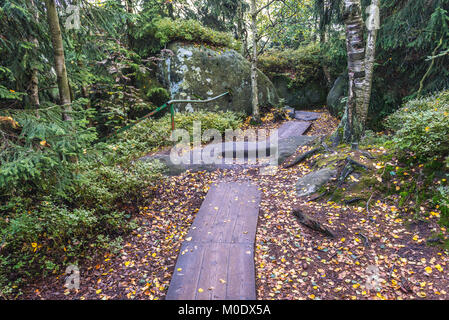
[327,73,348,118]
[272,74,327,109]
[258,44,327,109]
[157,42,278,114]
[296,167,338,197]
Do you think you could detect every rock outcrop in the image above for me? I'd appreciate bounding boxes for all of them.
[327,74,348,118]
[272,75,327,110]
[157,42,278,114]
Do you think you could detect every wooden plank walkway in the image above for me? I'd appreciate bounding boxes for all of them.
[277,121,311,139]
[166,182,261,300]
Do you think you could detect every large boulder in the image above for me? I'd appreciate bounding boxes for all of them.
[157,42,278,114]
[327,74,348,118]
[272,75,327,110]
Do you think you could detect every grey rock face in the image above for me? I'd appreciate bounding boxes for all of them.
[157,42,278,114]
[272,76,327,110]
[327,74,348,118]
[296,167,338,197]
[294,111,321,121]
[140,134,318,176]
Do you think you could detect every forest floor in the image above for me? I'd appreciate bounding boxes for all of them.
[20,108,449,300]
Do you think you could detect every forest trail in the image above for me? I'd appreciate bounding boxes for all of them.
[165,115,316,300]
[20,110,449,300]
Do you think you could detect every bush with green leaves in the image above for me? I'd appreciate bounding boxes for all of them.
[258,43,323,88]
[107,110,244,163]
[0,100,167,296]
[386,91,449,161]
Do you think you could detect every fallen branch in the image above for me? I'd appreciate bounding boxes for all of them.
[292,208,335,238]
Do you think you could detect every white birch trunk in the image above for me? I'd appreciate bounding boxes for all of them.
[361,0,380,127]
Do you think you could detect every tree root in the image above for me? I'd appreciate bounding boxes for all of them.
[308,191,327,202]
[344,197,364,205]
[284,147,322,168]
[292,208,335,238]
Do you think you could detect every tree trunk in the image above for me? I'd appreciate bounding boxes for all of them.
[342,0,365,144]
[27,0,40,107]
[125,0,134,48]
[360,0,380,129]
[250,0,260,122]
[28,40,40,107]
[236,2,248,57]
[45,0,72,120]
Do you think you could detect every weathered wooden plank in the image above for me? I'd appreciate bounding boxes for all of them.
[185,182,261,244]
[294,111,321,121]
[165,182,261,300]
[226,243,256,300]
[277,121,311,139]
[167,242,206,300]
[166,242,256,300]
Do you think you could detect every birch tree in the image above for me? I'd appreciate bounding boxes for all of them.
[339,0,380,146]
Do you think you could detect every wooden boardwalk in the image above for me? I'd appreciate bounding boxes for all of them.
[166,182,261,300]
[277,120,311,139]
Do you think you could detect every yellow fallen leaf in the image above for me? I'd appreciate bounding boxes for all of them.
[96,289,102,294]
[417,292,426,298]
[198,288,204,293]
[425,266,432,273]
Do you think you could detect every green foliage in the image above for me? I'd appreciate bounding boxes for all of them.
[258,43,323,87]
[259,0,316,49]
[320,32,347,78]
[108,110,244,163]
[0,99,97,194]
[136,18,241,55]
[386,90,449,161]
[0,156,164,296]
[146,87,170,106]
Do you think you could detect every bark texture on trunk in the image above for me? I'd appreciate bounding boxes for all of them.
[361,0,379,129]
[343,0,365,143]
[45,0,72,120]
[27,0,40,107]
[250,0,259,122]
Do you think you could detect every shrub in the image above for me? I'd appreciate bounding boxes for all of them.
[0,157,164,296]
[108,110,244,163]
[258,43,322,87]
[386,90,449,161]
